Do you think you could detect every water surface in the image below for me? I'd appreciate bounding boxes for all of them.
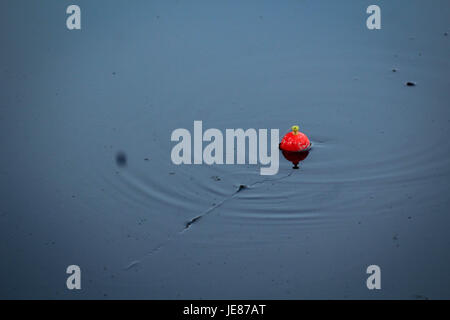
[1,0,450,299]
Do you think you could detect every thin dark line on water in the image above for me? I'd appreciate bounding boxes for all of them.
[123,171,295,270]
[183,171,295,229]
[249,171,295,187]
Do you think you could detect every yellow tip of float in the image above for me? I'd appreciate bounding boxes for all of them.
[291,125,299,134]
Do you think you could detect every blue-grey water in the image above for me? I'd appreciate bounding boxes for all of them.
[1,0,450,299]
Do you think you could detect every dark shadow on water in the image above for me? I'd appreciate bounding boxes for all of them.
[115,151,127,167]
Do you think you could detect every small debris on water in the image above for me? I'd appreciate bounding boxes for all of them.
[186,216,202,229]
[237,184,248,192]
[211,176,221,181]
[405,81,416,87]
[393,234,400,247]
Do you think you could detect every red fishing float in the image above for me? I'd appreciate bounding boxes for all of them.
[279,125,311,152]
[279,125,311,169]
